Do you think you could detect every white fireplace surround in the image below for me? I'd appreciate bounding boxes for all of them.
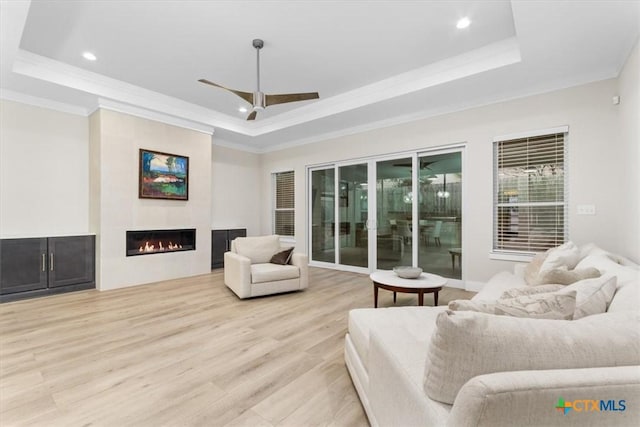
[89,109,212,291]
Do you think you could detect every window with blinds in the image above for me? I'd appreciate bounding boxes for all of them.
[493,130,567,254]
[273,171,295,237]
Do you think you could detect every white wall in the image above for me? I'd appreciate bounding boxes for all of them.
[261,77,637,283]
[617,40,639,262]
[0,100,89,237]
[89,109,212,290]
[211,143,261,235]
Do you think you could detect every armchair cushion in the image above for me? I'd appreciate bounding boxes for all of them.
[234,235,281,263]
[251,263,300,284]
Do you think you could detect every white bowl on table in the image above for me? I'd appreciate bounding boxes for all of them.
[393,266,423,279]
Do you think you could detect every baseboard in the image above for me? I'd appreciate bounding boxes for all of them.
[464,280,485,292]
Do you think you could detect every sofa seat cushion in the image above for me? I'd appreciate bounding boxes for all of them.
[348,306,447,373]
[368,327,452,426]
[250,263,299,284]
[234,235,281,264]
[424,310,640,405]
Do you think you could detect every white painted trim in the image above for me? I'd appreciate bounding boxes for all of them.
[211,137,261,153]
[0,89,89,116]
[261,72,610,155]
[493,125,569,142]
[95,98,215,135]
[10,38,521,139]
[464,280,485,292]
[12,49,245,132]
[250,38,522,136]
[445,279,465,290]
[489,251,535,262]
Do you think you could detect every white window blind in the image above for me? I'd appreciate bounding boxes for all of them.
[493,132,567,253]
[274,171,295,237]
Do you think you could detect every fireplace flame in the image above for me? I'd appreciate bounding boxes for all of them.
[138,241,183,253]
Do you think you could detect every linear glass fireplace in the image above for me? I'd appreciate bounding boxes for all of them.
[126,229,196,256]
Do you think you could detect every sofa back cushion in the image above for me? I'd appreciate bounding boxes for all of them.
[233,235,281,264]
[423,310,640,405]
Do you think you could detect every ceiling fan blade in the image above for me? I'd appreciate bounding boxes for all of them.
[246,111,257,121]
[198,79,254,105]
[265,92,319,107]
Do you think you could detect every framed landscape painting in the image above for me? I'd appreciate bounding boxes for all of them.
[139,149,189,200]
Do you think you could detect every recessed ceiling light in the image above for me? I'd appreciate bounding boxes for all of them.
[238,106,248,113]
[456,17,471,29]
[82,51,97,61]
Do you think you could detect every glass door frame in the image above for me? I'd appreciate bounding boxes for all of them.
[306,144,466,285]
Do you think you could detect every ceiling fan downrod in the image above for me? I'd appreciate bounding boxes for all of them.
[252,39,265,110]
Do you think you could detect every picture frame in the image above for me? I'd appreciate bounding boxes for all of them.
[139,149,189,200]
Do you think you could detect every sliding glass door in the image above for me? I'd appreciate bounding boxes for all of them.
[310,168,335,263]
[338,163,369,268]
[417,151,462,279]
[308,147,463,279]
[375,157,413,270]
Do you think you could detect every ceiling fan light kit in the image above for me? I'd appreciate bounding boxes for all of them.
[199,38,319,120]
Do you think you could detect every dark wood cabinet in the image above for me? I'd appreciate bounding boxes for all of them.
[211,228,246,268]
[0,235,95,302]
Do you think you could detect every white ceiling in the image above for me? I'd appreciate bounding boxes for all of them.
[1,0,638,152]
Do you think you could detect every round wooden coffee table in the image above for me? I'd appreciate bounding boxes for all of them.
[370,270,447,308]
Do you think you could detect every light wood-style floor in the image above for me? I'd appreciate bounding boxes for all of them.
[0,267,474,427]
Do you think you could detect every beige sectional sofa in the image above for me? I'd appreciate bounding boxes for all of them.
[345,243,640,426]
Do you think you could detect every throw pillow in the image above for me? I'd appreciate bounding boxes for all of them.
[500,284,564,299]
[448,299,494,314]
[534,267,601,285]
[448,290,576,320]
[423,310,640,405]
[494,291,576,320]
[556,274,617,319]
[539,241,580,272]
[524,251,548,285]
[270,247,294,265]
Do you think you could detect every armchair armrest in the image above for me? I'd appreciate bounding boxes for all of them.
[224,251,252,299]
[290,252,309,290]
[448,365,640,427]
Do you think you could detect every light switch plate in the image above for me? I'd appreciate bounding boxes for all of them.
[577,204,596,215]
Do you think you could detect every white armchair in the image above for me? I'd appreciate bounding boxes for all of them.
[223,235,309,299]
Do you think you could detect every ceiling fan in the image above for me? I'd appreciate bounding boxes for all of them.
[199,39,319,121]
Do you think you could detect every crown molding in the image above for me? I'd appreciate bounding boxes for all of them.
[251,37,522,135]
[12,49,247,134]
[11,37,520,140]
[0,89,89,116]
[260,67,618,154]
[211,137,262,154]
[94,98,215,135]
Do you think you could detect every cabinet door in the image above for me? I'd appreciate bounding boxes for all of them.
[0,238,48,295]
[48,236,95,288]
[211,230,228,268]
[227,229,247,245]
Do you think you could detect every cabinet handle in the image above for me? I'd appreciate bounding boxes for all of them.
[42,254,46,272]
[50,253,54,271]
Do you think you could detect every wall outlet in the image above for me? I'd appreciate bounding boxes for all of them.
[577,204,596,215]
